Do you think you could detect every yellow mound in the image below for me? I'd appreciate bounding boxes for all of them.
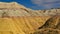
[0,16,50,34]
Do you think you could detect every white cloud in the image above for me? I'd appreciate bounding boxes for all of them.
[31,0,60,9]
[31,0,43,5]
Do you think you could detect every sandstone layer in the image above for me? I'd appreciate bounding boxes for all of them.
[0,2,60,34]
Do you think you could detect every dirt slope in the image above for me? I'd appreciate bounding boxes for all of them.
[0,2,60,34]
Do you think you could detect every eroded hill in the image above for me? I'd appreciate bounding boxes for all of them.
[0,2,60,34]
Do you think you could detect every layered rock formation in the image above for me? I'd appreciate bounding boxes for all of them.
[0,2,60,34]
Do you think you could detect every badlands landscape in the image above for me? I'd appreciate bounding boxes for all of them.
[0,2,60,34]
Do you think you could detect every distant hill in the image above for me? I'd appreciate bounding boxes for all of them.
[0,2,60,17]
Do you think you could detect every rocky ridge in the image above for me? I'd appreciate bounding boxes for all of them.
[0,2,60,17]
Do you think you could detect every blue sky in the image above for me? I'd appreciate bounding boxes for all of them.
[0,0,60,10]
